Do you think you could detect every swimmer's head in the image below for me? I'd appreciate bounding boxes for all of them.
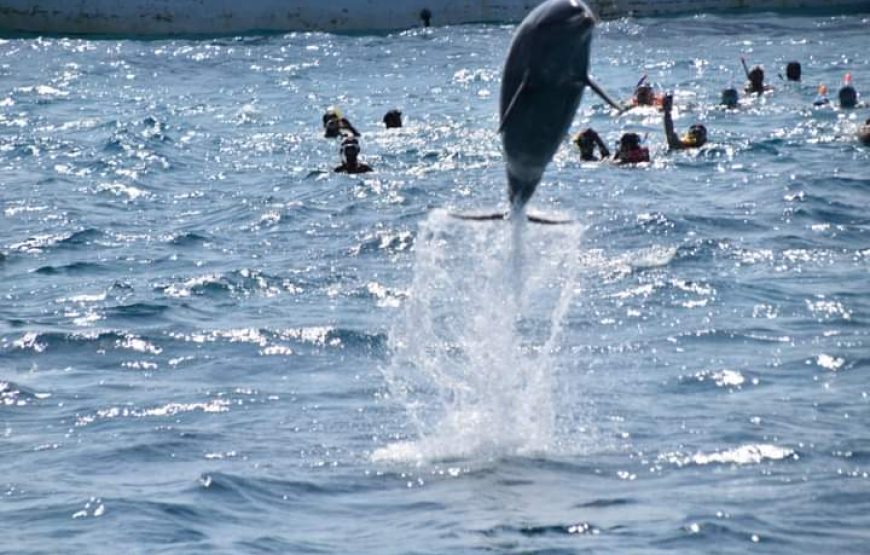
[322,106,341,127]
[324,117,341,138]
[383,109,403,129]
[785,61,801,82]
[618,132,642,152]
[635,84,654,106]
[838,85,857,109]
[682,124,708,147]
[574,128,597,159]
[748,66,765,86]
[721,87,739,108]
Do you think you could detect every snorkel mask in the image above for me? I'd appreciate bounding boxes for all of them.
[340,138,360,164]
[635,84,654,105]
[681,124,707,147]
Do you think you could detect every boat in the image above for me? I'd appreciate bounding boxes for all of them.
[0,0,868,36]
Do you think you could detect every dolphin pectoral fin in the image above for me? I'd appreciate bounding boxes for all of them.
[587,77,626,113]
[498,73,530,134]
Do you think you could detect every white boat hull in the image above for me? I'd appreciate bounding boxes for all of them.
[0,0,867,35]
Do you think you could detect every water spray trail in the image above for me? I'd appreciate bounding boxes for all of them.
[377,210,585,463]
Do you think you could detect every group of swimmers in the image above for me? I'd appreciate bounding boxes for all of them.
[322,107,403,174]
[322,58,869,174]
[575,59,869,165]
[574,91,708,164]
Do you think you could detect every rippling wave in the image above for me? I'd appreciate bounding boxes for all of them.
[2,11,869,555]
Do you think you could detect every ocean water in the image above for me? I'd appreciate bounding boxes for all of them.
[2,11,869,554]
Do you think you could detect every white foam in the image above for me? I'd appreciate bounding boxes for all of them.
[660,443,796,467]
[376,209,585,463]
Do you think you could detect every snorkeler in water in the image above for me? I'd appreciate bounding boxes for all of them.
[838,73,858,109]
[613,132,650,165]
[742,58,771,95]
[813,84,830,106]
[745,65,767,95]
[573,128,610,161]
[382,109,403,129]
[721,86,739,108]
[334,136,373,174]
[323,107,361,139]
[663,94,707,150]
[785,61,802,82]
[630,74,663,109]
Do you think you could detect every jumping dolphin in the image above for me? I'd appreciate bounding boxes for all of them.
[453,0,621,223]
[502,0,622,214]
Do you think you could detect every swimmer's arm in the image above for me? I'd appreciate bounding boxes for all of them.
[662,94,683,150]
[592,131,610,158]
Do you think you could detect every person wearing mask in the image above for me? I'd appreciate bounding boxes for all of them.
[838,73,858,109]
[573,128,610,161]
[745,65,767,95]
[721,86,739,108]
[323,107,361,139]
[785,61,801,82]
[813,84,830,106]
[334,137,373,174]
[613,132,650,164]
[663,94,707,150]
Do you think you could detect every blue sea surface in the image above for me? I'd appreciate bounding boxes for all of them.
[2,12,869,554]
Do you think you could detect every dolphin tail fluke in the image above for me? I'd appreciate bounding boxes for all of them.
[525,213,574,225]
[449,211,508,222]
[587,77,626,113]
[448,211,573,225]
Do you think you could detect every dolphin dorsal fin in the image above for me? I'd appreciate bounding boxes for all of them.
[498,71,530,134]
[587,77,626,113]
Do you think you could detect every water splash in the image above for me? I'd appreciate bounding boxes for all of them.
[376,210,585,463]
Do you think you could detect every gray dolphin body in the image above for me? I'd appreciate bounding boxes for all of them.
[500,0,621,215]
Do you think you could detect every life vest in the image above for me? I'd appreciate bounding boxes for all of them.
[623,147,650,164]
